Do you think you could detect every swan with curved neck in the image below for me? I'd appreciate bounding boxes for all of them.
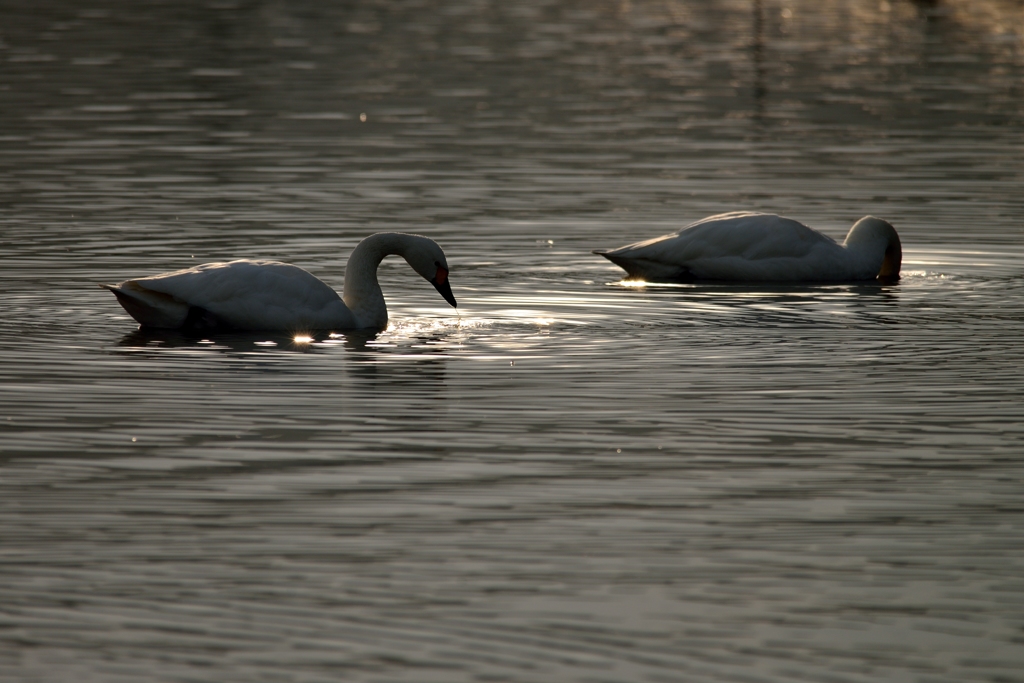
[102,232,457,331]
[594,212,901,283]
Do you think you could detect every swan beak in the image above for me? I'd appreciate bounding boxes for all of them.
[431,266,457,308]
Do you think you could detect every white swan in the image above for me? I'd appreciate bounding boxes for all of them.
[594,212,902,283]
[102,232,457,331]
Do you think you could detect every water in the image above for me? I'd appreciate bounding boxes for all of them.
[3,1,1024,681]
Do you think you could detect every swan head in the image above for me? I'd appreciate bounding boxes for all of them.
[402,235,458,308]
[844,216,902,282]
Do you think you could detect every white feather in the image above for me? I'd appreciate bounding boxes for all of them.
[594,212,902,282]
[103,233,456,331]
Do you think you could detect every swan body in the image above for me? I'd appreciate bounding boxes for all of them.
[103,232,457,331]
[594,212,902,282]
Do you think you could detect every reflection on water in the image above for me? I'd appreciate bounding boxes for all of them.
[3,1,1024,682]
[117,328,384,353]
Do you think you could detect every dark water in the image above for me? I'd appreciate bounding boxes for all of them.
[3,1,1024,681]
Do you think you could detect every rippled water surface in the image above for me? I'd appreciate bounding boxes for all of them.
[3,1,1024,681]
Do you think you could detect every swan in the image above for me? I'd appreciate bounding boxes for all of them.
[102,232,457,331]
[593,212,902,283]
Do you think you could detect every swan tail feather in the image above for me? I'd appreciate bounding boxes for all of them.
[593,250,691,281]
[102,282,191,329]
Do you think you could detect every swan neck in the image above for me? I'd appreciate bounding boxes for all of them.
[843,217,901,281]
[342,233,414,329]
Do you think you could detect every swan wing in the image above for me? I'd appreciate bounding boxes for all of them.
[597,212,852,281]
[108,260,354,330]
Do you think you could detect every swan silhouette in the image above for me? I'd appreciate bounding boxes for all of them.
[102,232,457,331]
[594,212,901,283]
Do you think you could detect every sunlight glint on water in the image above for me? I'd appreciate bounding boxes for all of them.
[2,1,1024,682]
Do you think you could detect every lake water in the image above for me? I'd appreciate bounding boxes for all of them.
[2,1,1024,681]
